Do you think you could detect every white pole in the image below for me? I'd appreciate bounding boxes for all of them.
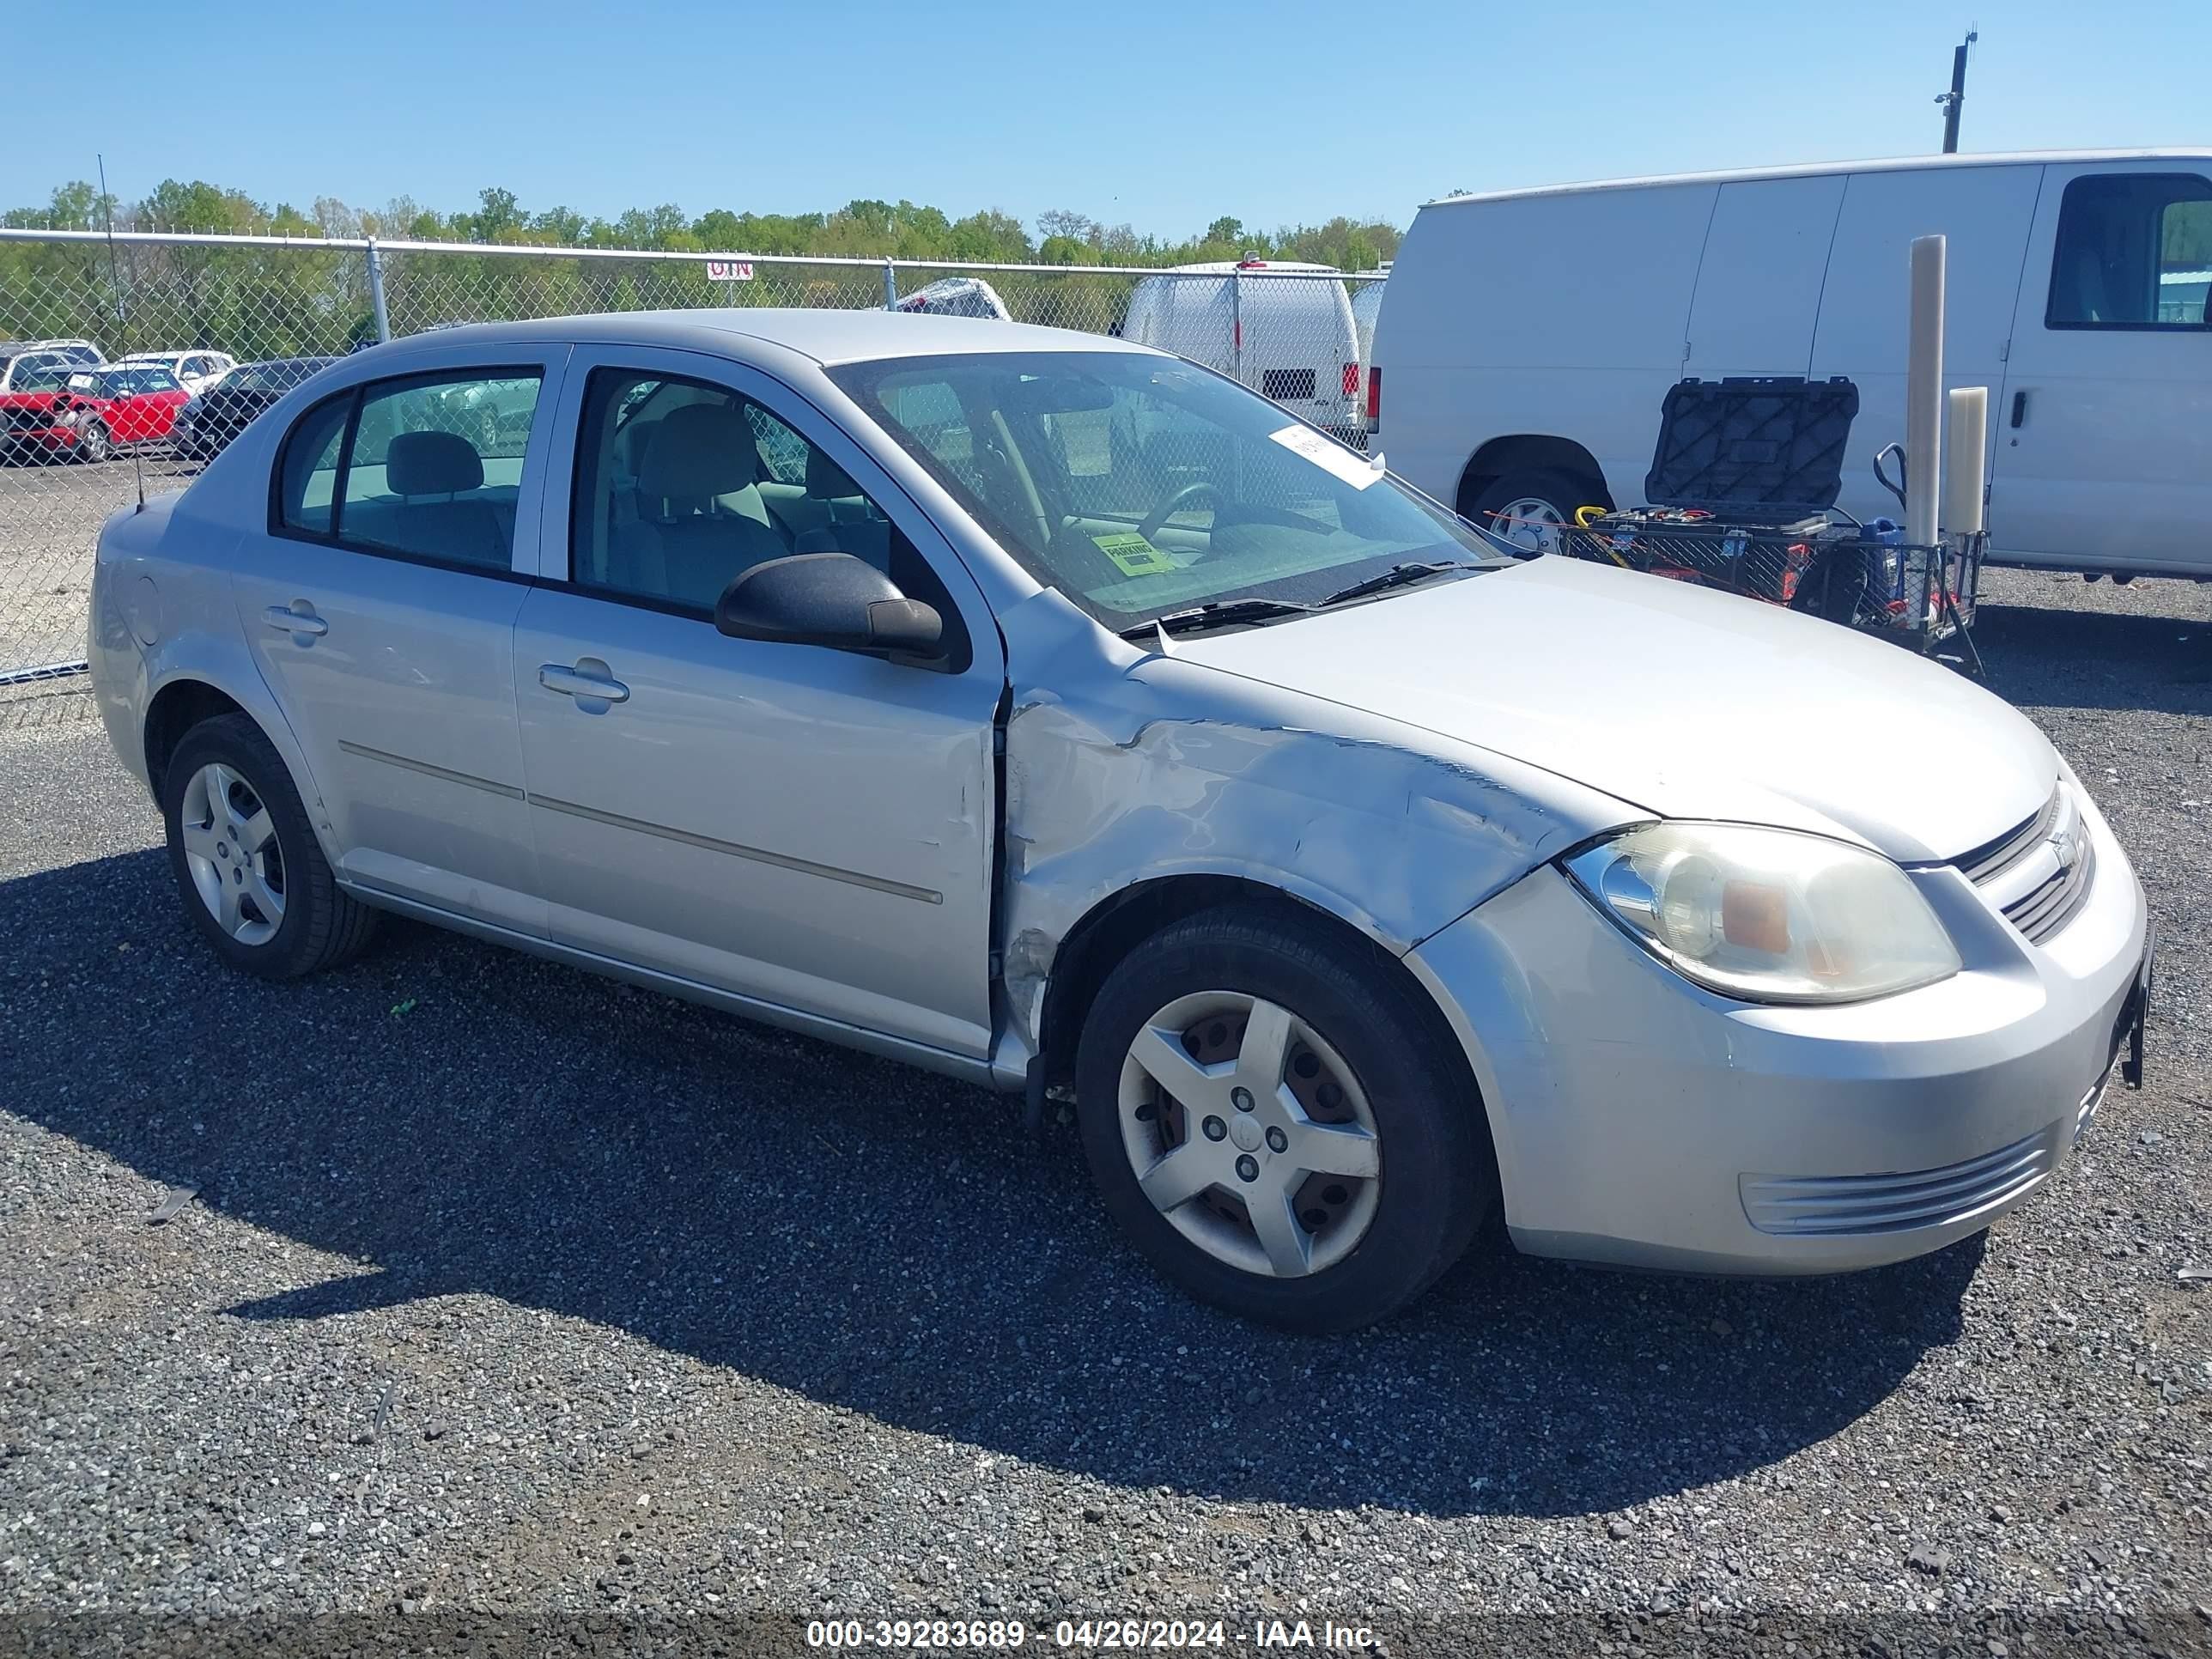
[1905,235,1947,547]
[1943,386,1988,536]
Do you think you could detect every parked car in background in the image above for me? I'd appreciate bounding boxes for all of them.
[3,361,190,462]
[0,357,84,460]
[120,350,237,396]
[0,337,105,394]
[87,310,2150,1331]
[1121,259,1364,441]
[170,356,338,460]
[1376,149,2212,578]
[27,364,193,461]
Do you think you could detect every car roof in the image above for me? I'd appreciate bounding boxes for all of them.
[1423,147,2212,208]
[360,308,1164,368]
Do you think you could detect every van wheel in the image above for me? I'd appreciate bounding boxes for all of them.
[161,713,378,979]
[1073,905,1492,1333]
[1465,468,1606,556]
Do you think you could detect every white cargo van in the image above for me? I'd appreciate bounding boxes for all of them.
[1122,260,1364,440]
[1375,150,2212,577]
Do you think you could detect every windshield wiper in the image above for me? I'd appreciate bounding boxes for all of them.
[1316,560,1486,608]
[1120,597,1322,641]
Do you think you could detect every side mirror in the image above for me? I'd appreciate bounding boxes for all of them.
[714,551,945,665]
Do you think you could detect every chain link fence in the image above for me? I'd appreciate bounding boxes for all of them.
[0,228,1385,679]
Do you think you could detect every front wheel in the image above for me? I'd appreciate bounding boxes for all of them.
[161,713,378,978]
[1074,906,1493,1332]
[75,422,112,465]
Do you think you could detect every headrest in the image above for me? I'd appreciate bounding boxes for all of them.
[805,445,862,501]
[386,429,483,496]
[638,402,760,501]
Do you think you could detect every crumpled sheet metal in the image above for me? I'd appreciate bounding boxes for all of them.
[994,589,1637,1050]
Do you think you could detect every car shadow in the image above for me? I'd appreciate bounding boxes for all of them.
[1,848,1982,1521]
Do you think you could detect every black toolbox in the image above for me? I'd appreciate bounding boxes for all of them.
[1565,376,1859,608]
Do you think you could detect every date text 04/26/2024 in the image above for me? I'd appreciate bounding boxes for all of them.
[804,1619,1379,1650]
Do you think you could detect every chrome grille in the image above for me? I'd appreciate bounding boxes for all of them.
[1741,1129,2054,1237]
[1956,791,2058,885]
[1957,785,2094,945]
[2005,837,2096,944]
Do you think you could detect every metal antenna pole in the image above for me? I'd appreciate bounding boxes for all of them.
[1938,30,1977,154]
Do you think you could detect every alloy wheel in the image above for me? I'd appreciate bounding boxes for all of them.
[179,762,287,945]
[1116,991,1382,1278]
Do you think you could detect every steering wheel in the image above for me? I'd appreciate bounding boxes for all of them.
[1138,480,1226,544]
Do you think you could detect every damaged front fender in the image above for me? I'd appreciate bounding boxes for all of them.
[994,588,1638,1063]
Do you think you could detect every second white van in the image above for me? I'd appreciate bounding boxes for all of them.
[1375,149,2212,578]
[1122,260,1364,441]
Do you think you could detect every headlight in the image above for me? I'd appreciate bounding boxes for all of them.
[1563,822,1960,1004]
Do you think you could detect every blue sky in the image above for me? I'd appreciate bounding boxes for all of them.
[5,0,2203,240]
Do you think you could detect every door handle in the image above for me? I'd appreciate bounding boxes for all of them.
[538,662,630,704]
[263,603,327,638]
[2010,389,2028,428]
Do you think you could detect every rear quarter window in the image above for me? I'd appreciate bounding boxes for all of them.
[276,393,352,536]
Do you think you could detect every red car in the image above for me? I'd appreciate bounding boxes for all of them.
[0,362,190,462]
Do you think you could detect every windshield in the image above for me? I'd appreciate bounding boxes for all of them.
[826,350,1505,629]
[7,361,76,393]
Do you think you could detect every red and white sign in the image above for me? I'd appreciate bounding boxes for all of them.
[704,260,755,283]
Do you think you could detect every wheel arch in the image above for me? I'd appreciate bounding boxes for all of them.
[1455,433,1610,519]
[143,678,256,801]
[1035,874,1484,1123]
[138,668,340,868]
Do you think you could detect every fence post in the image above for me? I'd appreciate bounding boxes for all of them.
[1231,269,1243,385]
[882,259,897,311]
[367,239,391,343]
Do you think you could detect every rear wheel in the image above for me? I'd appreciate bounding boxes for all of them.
[161,713,377,979]
[1464,467,1606,555]
[1074,905,1492,1332]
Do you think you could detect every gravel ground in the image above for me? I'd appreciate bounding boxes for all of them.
[1,569,2208,1658]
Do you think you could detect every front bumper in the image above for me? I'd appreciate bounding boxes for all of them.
[1406,787,2149,1274]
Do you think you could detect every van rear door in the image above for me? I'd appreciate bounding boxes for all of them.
[1685,175,1847,380]
[1992,161,2212,573]
[1809,163,2041,530]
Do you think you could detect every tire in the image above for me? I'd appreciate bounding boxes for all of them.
[1791,545,1873,624]
[1073,904,1493,1333]
[76,422,111,465]
[1463,466,1607,556]
[161,712,377,979]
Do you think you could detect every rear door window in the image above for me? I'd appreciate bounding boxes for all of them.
[272,369,544,570]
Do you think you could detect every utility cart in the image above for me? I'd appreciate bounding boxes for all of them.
[1553,376,1983,671]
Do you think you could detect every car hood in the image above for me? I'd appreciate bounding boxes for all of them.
[1171,555,2056,864]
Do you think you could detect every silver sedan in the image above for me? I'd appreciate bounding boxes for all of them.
[86,311,2153,1330]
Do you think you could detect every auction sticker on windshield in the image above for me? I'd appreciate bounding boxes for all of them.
[1268,423,1381,489]
[1091,532,1176,576]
